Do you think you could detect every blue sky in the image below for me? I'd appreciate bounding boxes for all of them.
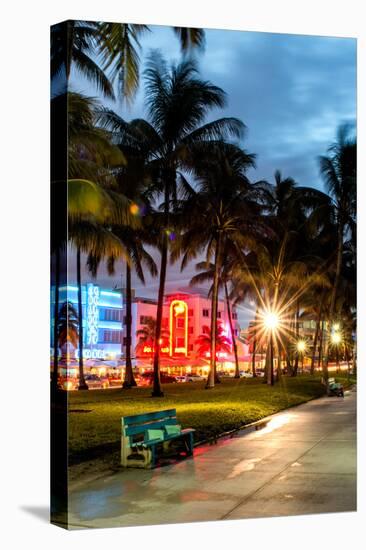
[69,24,356,326]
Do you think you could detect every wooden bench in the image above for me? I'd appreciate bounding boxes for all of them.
[121,409,195,468]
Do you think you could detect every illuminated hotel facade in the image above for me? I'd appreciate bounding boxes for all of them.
[122,289,243,366]
[52,285,245,369]
[51,284,123,360]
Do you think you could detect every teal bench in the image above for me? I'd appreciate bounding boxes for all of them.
[327,377,344,397]
[121,409,195,468]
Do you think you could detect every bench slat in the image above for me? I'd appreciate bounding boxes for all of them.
[125,417,178,436]
[123,409,177,424]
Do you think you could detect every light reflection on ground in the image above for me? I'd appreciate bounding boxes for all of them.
[252,413,294,436]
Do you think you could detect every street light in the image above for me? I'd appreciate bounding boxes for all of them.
[262,309,280,386]
[297,340,306,353]
[263,311,280,331]
[331,332,342,345]
[296,339,307,373]
[331,331,342,372]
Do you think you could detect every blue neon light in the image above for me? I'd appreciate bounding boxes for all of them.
[98,321,122,330]
[100,290,121,298]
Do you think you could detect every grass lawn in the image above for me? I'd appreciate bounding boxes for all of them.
[68,374,355,463]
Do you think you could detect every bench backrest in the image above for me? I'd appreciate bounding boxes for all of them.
[328,377,336,384]
[122,409,179,444]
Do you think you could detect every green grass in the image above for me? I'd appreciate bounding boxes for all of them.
[68,374,355,462]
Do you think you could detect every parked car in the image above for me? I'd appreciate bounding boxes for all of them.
[138,371,178,386]
[175,375,187,383]
[59,377,78,391]
[186,373,205,382]
[84,374,110,389]
[239,371,253,378]
[255,370,265,377]
[107,374,123,387]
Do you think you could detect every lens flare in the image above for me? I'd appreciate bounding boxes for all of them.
[130,203,140,216]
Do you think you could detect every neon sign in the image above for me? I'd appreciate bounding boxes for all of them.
[86,284,99,345]
[169,299,188,356]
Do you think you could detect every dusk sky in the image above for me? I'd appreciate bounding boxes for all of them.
[69,24,356,326]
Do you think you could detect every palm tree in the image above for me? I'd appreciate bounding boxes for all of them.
[51,21,205,101]
[172,144,265,388]
[131,53,246,396]
[189,257,241,378]
[195,323,232,358]
[65,92,132,389]
[136,318,169,366]
[319,124,356,378]
[57,302,79,361]
[51,21,114,97]
[97,23,205,100]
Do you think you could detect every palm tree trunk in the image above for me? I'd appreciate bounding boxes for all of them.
[318,319,324,370]
[267,332,274,385]
[77,248,88,390]
[224,281,240,378]
[206,232,222,389]
[52,247,60,390]
[310,301,323,375]
[323,222,344,380]
[152,183,171,398]
[292,301,300,377]
[151,238,166,397]
[123,262,137,388]
[251,328,257,377]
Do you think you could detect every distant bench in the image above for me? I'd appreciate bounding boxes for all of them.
[327,377,344,397]
[121,409,195,468]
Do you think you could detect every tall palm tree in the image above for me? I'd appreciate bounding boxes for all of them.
[172,144,265,388]
[128,53,246,396]
[65,91,132,389]
[319,124,356,378]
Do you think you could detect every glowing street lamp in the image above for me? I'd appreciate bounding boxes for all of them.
[331,332,342,345]
[263,311,280,331]
[262,309,280,386]
[331,331,342,371]
[297,340,306,353]
[296,339,307,373]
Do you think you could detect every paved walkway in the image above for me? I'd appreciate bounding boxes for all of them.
[67,388,356,529]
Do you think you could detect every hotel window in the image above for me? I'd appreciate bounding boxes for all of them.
[176,318,185,329]
[189,326,194,334]
[232,312,238,320]
[140,315,152,325]
[176,337,185,348]
[189,344,194,351]
[103,330,122,343]
[104,309,122,321]
[203,326,210,334]
[188,309,193,316]
[203,309,209,317]
[217,311,222,319]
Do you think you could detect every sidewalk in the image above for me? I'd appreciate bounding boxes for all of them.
[67,388,356,529]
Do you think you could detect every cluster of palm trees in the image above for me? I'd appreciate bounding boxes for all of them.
[51,21,356,396]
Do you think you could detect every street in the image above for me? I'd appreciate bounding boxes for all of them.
[67,387,356,529]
